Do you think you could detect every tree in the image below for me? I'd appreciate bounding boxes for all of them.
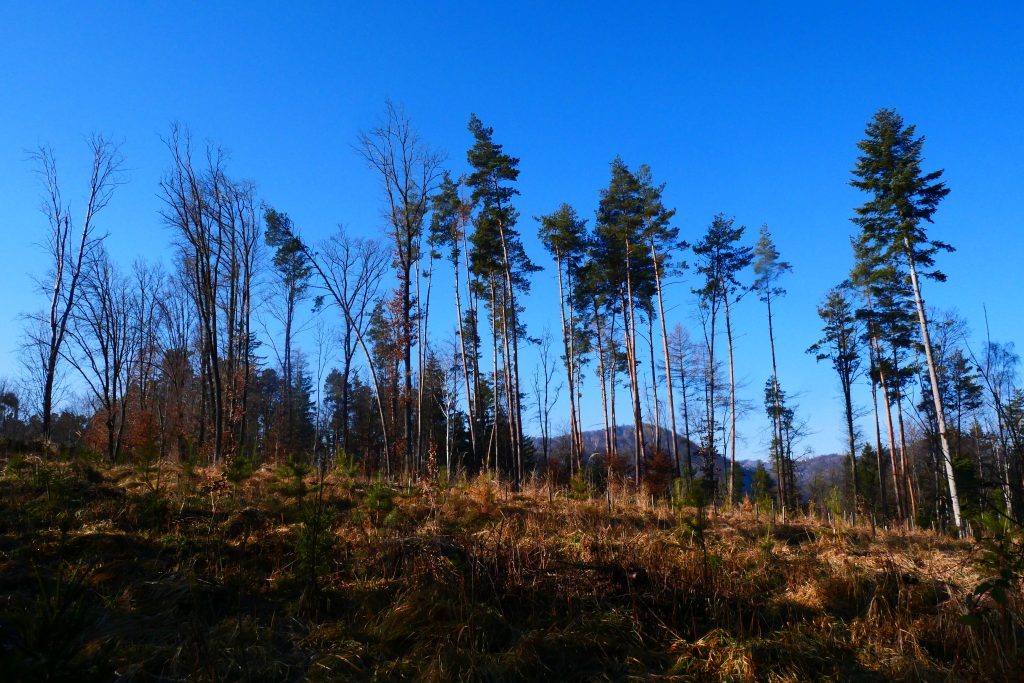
[668,323,699,483]
[850,109,961,530]
[752,225,792,508]
[636,167,683,479]
[808,282,863,520]
[64,249,139,463]
[264,208,312,456]
[752,462,774,509]
[429,172,479,465]
[358,100,443,475]
[592,158,658,484]
[531,329,563,471]
[465,114,538,483]
[27,136,123,446]
[538,203,589,469]
[276,220,391,473]
[692,214,752,504]
[161,125,259,464]
[852,251,917,521]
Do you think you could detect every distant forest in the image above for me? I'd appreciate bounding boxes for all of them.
[4,105,1021,535]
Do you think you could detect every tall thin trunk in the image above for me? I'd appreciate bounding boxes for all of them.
[700,300,719,501]
[723,294,738,504]
[488,281,500,476]
[417,258,435,475]
[651,241,679,477]
[554,252,581,469]
[402,258,413,478]
[499,284,519,482]
[623,238,646,483]
[676,344,693,482]
[842,375,858,522]
[871,332,904,519]
[904,241,962,531]
[452,252,475,471]
[567,269,583,463]
[594,304,612,459]
[648,314,661,454]
[891,351,918,521]
[609,314,619,460]
[493,207,524,479]
[870,373,887,515]
[764,289,787,509]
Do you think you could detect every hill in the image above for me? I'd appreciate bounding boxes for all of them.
[0,453,1017,680]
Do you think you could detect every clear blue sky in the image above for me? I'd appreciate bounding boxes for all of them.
[1,2,1022,459]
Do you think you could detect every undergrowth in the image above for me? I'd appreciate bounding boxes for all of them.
[0,455,1019,681]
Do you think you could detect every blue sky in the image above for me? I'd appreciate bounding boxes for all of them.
[1,2,1022,458]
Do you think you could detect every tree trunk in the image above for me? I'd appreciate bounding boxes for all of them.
[623,238,646,484]
[904,241,962,531]
[723,294,738,504]
[593,303,612,459]
[453,247,477,466]
[555,252,581,470]
[648,314,661,454]
[651,242,679,478]
[871,332,905,519]
[891,355,918,522]
[764,290,787,510]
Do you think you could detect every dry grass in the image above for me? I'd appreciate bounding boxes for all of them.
[0,455,1020,681]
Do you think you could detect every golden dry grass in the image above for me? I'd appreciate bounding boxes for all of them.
[0,455,1019,681]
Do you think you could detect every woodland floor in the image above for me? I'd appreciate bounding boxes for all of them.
[0,454,1020,682]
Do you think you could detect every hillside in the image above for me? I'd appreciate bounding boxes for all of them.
[0,454,1019,681]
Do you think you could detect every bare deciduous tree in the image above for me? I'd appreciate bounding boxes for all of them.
[358,100,444,475]
[26,135,123,445]
[64,249,139,462]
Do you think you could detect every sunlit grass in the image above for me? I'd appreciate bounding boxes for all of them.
[0,455,1018,681]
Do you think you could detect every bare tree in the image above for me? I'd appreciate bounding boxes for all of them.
[27,136,123,445]
[358,100,444,475]
[64,249,139,462]
[300,228,391,472]
[161,125,259,463]
[531,329,563,473]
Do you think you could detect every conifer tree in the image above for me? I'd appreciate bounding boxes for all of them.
[264,208,312,455]
[692,214,752,503]
[465,114,538,482]
[538,203,590,470]
[593,158,656,483]
[808,283,862,519]
[850,108,962,530]
[429,172,478,465]
[753,226,792,506]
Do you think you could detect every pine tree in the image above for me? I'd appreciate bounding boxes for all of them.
[429,172,479,466]
[465,114,538,483]
[850,108,962,531]
[593,158,657,484]
[692,214,752,504]
[808,282,862,520]
[538,203,590,470]
[264,208,312,456]
[753,226,792,507]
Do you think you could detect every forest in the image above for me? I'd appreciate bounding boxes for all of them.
[1,105,1022,680]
